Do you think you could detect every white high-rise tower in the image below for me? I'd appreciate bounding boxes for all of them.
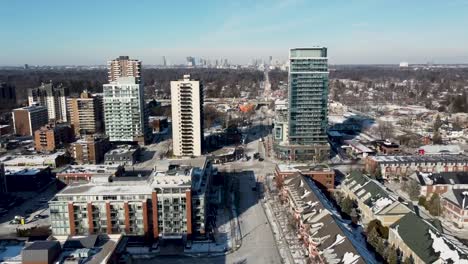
[171,75,203,157]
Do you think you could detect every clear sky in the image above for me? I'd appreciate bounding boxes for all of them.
[1,0,468,65]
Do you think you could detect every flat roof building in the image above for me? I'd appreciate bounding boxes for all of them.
[67,91,104,136]
[103,77,149,145]
[49,157,213,241]
[107,56,142,84]
[1,152,69,168]
[70,135,111,165]
[34,123,73,153]
[56,164,124,185]
[4,166,53,192]
[12,105,49,136]
[104,145,140,166]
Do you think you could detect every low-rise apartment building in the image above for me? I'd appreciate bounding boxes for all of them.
[1,152,69,168]
[71,135,111,165]
[56,164,124,185]
[415,171,468,197]
[442,189,468,228]
[365,155,468,179]
[341,171,410,226]
[275,163,335,191]
[4,166,53,192]
[49,157,212,241]
[104,145,140,166]
[34,123,73,153]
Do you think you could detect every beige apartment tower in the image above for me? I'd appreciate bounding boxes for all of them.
[67,91,103,136]
[107,56,142,84]
[171,75,203,157]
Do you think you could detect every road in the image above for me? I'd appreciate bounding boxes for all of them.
[263,68,271,99]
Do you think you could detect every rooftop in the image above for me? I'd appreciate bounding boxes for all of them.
[1,152,65,166]
[57,181,153,196]
[24,241,60,251]
[277,163,332,173]
[5,166,49,176]
[370,154,468,164]
[106,145,139,155]
[416,171,468,186]
[13,105,47,112]
[390,213,468,263]
[54,157,210,197]
[57,165,121,175]
[419,144,463,155]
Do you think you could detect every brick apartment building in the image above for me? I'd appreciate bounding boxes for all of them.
[34,124,73,153]
[275,163,335,191]
[12,105,48,136]
[365,155,468,179]
[70,136,110,164]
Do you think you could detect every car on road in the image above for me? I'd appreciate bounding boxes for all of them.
[258,158,264,162]
[34,214,47,219]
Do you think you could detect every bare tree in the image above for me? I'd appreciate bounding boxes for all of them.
[376,120,395,140]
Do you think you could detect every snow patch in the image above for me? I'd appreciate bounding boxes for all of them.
[429,230,468,264]
[342,252,361,264]
[326,234,346,250]
[372,197,393,213]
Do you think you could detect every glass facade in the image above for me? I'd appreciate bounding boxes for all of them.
[288,48,329,146]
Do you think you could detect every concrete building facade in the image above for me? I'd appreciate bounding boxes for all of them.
[12,105,49,136]
[67,91,103,136]
[171,75,203,157]
[274,48,330,161]
[107,56,141,84]
[49,158,212,240]
[104,145,140,166]
[28,82,68,122]
[103,77,148,144]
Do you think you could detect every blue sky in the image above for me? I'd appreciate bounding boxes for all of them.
[1,0,468,65]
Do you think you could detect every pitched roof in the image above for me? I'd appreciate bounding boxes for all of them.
[390,213,468,263]
[443,189,468,209]
[283,175,367,264]
[391,213,439,263]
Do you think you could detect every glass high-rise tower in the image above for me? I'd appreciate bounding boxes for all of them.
[287,47,329,160]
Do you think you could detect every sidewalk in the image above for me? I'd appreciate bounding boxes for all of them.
[184,201,242,256]
[263,192,295,264]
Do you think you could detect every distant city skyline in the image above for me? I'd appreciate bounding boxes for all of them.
[1,0,468,65]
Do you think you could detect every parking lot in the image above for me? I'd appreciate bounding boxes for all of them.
[0,182,58,238]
